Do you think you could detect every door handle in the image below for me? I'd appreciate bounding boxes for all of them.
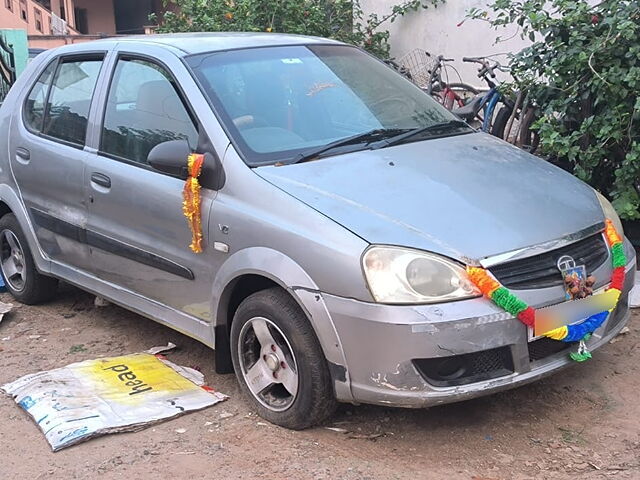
[16,147,30,161]
[90,172,111,189]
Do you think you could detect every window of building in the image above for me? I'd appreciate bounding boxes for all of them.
[74,7,88,34]
[100,58,197,165]
[40,57,104,146]
[34,8,43,32]
[4,0,13,13]
[19,0,27,21]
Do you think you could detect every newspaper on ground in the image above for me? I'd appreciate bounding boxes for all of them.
[1,344,227,451]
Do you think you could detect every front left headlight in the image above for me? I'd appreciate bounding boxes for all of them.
[362,246,481,304]
[596,191,624,237]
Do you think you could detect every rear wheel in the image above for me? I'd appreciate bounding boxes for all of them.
[0,214,58,304]
[230,287,337,429]
[491,105,514,139]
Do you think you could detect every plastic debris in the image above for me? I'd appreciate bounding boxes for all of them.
[1,347,227,451]
[630,273,639,308]
[325,427,349,433]
[93,296,111,307]
[0,301,12,326]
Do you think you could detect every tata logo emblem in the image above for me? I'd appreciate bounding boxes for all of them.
[557,255,577,272]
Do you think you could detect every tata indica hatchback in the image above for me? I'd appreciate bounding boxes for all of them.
[0,33,635,428]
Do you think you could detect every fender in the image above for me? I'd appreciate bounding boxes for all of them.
[0,184,52,274]
[212,246,354,402]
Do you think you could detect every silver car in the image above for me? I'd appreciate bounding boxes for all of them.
[0,33,635,429]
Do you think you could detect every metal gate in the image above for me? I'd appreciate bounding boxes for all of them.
[0,34,17,104]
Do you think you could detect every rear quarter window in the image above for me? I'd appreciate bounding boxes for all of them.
[23,61,56,132]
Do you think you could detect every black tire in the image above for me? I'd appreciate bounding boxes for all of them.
[0,213,58,304]
[230,287,337,429]
[491,105,513,139]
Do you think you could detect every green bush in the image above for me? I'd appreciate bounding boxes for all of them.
[471,0,640,220]
[153,0,442,59]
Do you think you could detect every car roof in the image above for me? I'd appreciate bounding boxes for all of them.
[93,32,344,56]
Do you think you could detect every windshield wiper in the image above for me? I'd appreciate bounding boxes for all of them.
[285,128,410,165]
[370,119,471,150]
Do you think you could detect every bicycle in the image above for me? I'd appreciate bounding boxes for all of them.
[449,56,540,153]
[426,55,480,110]
[397,49,479,109]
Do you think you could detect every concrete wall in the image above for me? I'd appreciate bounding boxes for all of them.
[361,0,531,88]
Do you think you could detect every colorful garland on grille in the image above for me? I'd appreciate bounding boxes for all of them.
[466,220,626,361]
[182,153,204,253]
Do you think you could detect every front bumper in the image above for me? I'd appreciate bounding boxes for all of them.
[324,247,636,408]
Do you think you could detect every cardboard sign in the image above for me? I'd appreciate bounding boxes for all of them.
[1,350,227,451]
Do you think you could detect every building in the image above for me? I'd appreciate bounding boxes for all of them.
[1,0,164,49]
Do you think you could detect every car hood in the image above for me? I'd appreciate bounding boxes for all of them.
[255,133,604,262]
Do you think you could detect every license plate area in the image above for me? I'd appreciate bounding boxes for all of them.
[527,286,607,342]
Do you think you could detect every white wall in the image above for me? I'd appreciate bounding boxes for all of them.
[361,0,531,88]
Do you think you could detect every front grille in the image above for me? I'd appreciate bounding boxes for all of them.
[489,233,608,290]
[413,346,514,387]
[528,337,571,362]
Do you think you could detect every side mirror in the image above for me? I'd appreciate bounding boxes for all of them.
[148,139,191,179]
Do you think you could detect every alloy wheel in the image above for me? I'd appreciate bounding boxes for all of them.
[1,230,26,292]
[237,316,299,412]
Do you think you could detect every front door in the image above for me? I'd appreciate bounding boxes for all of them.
[84,52,217,322]
[9,54,105,272]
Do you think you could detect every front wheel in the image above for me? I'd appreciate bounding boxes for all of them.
[230,287,337,429]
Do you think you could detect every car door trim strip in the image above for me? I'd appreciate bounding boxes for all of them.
[30,208,195,280]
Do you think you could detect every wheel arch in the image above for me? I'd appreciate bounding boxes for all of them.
[0,185,51,274]
[211,247,352,401]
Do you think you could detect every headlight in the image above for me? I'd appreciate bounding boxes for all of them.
[596,191,624,237]
[362,246,481,304]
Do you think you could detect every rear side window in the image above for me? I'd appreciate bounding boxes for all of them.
[24,61,56,132]
[100,58,198,165]
[42,57,103,146]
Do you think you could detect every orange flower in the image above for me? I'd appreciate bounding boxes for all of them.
[224,12,233,20]
[182,154,205,253]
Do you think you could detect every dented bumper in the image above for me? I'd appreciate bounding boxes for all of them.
[325,255,636,408]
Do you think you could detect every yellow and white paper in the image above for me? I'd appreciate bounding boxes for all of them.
[1,347,227,451]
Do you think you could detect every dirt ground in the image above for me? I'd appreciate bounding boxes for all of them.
[0,284,638,480]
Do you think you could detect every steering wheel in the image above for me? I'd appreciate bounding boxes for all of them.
[233,115,270,130]
[368,96,415,125]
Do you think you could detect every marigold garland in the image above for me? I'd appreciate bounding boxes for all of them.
[182,153,204,253]
[467,220,626,361]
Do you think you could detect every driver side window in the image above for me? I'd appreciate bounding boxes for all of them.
[100,57,198,165]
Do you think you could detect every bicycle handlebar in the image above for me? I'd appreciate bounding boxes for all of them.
[462,57,486,64]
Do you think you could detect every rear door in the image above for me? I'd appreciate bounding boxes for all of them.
[9,53,105,272]
[83,45,219,322]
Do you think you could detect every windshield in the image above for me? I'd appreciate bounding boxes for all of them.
[186,44,465,166]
